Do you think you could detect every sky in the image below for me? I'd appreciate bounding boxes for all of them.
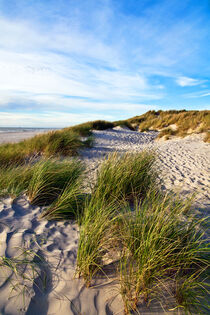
[0,0,209,127]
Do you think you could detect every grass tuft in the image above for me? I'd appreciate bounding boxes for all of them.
[0,158,84,220]
[93,152,157,203]
[76,152,208,314]
[27,159,84,206]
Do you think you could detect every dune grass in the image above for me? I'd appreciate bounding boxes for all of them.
[76,152,209,314]
[76,152,157,287]
[93,152,157,204]
[113,120,135,130]
[204,131,210,143]
[0,129,92,168]
[118,194,208,313]
[128,110,210,140]
[27,159,84,206]
[0,159,84,219]
[40,184,86,220]
[76,197,119,286]
[0,164,33,197]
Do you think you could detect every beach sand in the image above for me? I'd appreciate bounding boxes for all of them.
[0,131,51,144]
[0,128,209,314]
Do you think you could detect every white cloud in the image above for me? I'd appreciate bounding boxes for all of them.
[200,92,210,97]
[176,76,203,87]
[0,46,163,112]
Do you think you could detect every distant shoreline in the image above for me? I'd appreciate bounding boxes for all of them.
[0,129,53,144]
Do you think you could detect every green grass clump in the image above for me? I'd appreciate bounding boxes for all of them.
[118,193,208,313]
[76,152,208,314]
[76,197,118,286]
[40,184,86,220]
[68,120,114,134]
[93,152,156,203]
[0,159,84,219]
[0,143,27,167]
[76,151,157,286]
[27,159,84,206]
[0,164,33,197]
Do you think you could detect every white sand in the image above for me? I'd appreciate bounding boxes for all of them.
[0,128,209,314]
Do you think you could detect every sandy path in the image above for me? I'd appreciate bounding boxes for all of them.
[0,128,209,314]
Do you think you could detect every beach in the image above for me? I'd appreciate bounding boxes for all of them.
[0,128,209,314]
[0,129,53,144]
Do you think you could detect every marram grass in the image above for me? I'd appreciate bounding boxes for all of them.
[93,151,157,204]
[27,158,84,206]
[76,153,209,314]
[0,128,92,168]
[0,158,84,221]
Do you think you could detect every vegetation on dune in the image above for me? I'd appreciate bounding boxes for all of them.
[93,152,156,203]
[204,131,210,143]
[128,110,210,140]
[113,120,135,130]
[0,110,209,168]
[27,159,84,206]
[0,119,128,167]
[118,195,208,314]
[0,129,92,168]
[66,119,115,135]
[0,164,33,197]
[0,159,84,215]
[76,153,209,314]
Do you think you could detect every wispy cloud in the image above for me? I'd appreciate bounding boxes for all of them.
[182,90,210,99]
[176,76,204,87]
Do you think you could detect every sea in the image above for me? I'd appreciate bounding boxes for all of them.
[0,127,56,133]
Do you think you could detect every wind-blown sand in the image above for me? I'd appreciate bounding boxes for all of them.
[0,127,209,315]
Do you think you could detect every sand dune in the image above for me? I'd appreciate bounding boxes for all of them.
[0,128,209,314]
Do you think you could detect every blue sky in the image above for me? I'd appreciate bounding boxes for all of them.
[0,0,209,127]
